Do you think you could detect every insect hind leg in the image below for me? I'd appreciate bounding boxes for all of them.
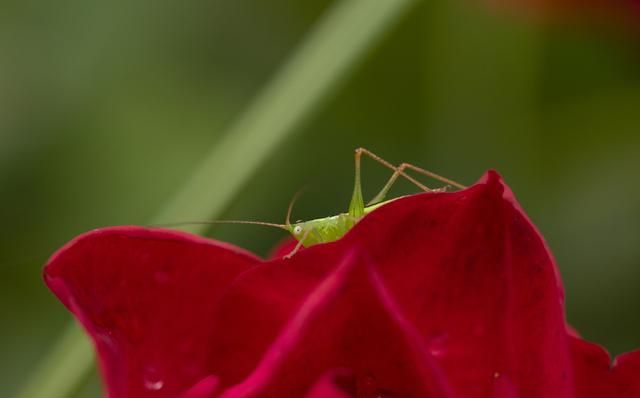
[355,148,430,194]
[366,162,431,206]
[355,148,432,206]
[400,163,466,190]
[369,162,467,204]
[354,148,465,206]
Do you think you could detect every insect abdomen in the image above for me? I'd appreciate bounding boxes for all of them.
[299,214,354,247]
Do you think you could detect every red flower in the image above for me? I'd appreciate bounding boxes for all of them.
[44,172,640,398]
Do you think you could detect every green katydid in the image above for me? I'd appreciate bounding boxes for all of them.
[164,148,466,257]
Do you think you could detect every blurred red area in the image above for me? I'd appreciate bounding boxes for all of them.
[483,0,640,32]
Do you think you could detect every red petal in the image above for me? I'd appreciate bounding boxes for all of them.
[215,249,452,398]
[570,335,640,397]
[267,237,297,259]
[44,172,640,398]
[179,376,220,398]
[44,227,259,398]
[349,171,574,397]
[207,172,573,397]
[569,337,613,397]
[304,369,355,398]
[614,350,640,397]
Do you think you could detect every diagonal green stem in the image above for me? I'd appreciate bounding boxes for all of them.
[153,0,420,232]
[16,0,419,397]
[15,325,93,398]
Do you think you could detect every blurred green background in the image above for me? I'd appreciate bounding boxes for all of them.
[2,0,640,396]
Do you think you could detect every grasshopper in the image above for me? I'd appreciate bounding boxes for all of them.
[165,148,465,257]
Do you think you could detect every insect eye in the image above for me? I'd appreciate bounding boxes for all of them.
[293,226,302,235]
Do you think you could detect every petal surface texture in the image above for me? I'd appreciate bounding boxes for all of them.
[207,172,572,397]
[215,249,452,398]
[45,228,259,398]
[44,171,640,398]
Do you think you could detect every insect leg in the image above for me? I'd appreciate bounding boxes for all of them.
[367,162,417,205]
[356,148,466,205]
[400,163,466,190]
[348,149,366,218]
[284,227,313,259]
[355,148,431,205]
[367,161,468,205]
[286,187,308,226]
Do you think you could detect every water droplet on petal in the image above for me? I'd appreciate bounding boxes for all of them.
[493,372,517,397]
[144,366,165,391]
[144,379,164,391]
[426,332,448,358]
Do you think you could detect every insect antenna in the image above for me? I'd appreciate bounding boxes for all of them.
[152,220,288,231]
[285,186,308,227]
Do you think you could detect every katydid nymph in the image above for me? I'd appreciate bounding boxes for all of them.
[165,148,466,257]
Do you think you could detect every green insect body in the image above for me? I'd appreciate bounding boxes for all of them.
[279,148,466,255]
[286,197,399,248]
[164,148,465,257]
